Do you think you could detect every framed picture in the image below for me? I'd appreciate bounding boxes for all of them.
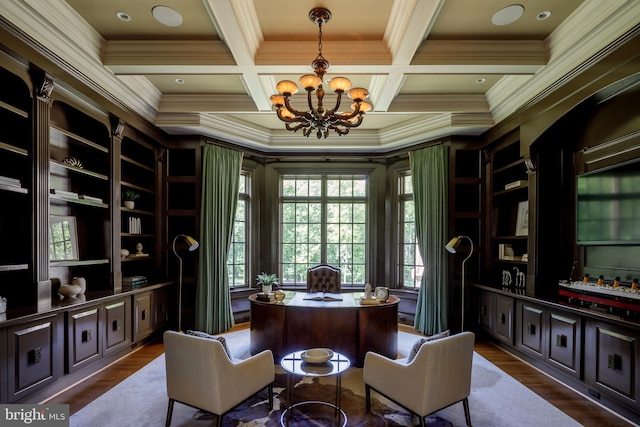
[49,215,79,261]
[515,201,529,236]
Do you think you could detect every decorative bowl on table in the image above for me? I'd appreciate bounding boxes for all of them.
[58,284,82,298]
[301,348,334,364]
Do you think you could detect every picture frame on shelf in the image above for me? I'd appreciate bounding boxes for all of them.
[49,215,79,261]
[515,201,529,236]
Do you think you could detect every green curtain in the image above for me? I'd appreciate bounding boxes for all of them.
[195,144,243,334]
[409,145,449,335]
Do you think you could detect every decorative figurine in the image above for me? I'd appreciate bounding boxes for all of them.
[136,243,143,254]
[364,283,372,299]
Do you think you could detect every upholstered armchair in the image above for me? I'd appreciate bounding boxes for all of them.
[363,331,475,427]
[163,330,275,427]
[307,264,341,293]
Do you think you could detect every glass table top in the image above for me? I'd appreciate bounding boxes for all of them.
[280,350,351,376]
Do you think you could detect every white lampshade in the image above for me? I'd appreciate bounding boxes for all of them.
[299,74,322,89]
[276,80,299,95]
[348,87,369,101]
[328,77,352,92]
[279,107,295,119]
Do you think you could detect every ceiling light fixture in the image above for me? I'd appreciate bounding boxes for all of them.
[270,8,371,139]
[116,11,131,22]
[536,11,552,21]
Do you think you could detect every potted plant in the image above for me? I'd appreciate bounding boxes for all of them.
[123,190,140,209]
[256,272,278,295]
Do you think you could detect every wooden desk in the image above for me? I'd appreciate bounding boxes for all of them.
[249,292,399,367]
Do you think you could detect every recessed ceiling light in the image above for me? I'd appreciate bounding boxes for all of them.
[116,11,131,22]
[492,4,525,26]
[476,78,486,84]
[536,10,552,21]
[152,5,183,27]
[175,78,185,84]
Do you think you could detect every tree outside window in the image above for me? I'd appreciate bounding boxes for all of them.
[227,173,249,288]
[280,175,367,288]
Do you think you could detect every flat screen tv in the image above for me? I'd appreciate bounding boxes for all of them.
[576,159,640,245]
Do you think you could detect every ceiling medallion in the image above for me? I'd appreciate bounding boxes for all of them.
[269,8,372,139]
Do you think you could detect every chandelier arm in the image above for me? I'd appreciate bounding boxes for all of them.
[330,125,350,136]
[285,122,309,133]
[282,97,307,118]
[326,91,344,116]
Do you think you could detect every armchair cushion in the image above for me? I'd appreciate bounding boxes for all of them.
[186,330,231,359]
[406,329,450,363]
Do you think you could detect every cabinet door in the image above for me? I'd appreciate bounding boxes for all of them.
[104,299,131,355]
[68,307,101,372]
[585,320,639,403]
[478,290,493,332]
[7,316,59,402]
[547,311,581,376]
[518,301,543,356]
[494,294,514,345]
[133,291,153,341]
[153,286,170,330]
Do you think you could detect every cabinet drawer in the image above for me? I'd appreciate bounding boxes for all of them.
[69,307,101,371]
[547,312,580,375]
[104,300,129,353]
[519,302,543,356]
[478,290,493,332]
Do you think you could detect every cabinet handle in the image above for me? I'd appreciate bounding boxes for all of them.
[141,309,146,320]
[556,334,567,348]
[608,353,622,371]
[113,319,121,331]
[527,323,536,335]
[481,305,486,316]
[82,330,92,343]
[499,312,506,324]
[28,347,42,364]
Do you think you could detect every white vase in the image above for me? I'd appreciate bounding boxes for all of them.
[72,277,87,294]
[124,200,135,209]
[262,285,272,295]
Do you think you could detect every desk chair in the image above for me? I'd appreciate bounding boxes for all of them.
[307,264,341,293]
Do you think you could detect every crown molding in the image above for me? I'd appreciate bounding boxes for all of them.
[103,40,235,66]
[412,40,546,67]
[255,40,392,66]
[389,94,489,113]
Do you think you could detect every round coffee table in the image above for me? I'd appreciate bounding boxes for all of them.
[280,349,350,426]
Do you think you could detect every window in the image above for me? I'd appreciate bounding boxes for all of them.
[398,173,424,288]
[280,175,368,288]
[227,173,250,287]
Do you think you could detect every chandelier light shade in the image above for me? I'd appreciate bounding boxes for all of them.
[270,7,371,139]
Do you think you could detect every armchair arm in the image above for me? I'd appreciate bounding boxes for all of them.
[212,349,275,413]
[363,351,422,409]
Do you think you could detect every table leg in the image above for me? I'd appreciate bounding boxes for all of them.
[335,373,342,418]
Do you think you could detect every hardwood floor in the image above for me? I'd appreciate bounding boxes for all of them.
[44,324,635,426]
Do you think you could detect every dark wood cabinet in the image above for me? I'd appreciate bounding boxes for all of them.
[6,315,61,402]
[548,311,581,375]
[67,306,101,373]
[103,298,131,355]
[517,301,544,356]
[585,320,640,410]
[133,291,153,342]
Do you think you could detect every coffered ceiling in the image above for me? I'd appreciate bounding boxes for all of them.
[1,0,639,152]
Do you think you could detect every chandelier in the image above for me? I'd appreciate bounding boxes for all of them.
[269,8,372,139]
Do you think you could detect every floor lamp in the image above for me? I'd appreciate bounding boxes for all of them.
[445,235,473,332]
[172,234,199,331]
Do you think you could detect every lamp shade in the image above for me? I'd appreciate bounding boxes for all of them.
[445,236,461,253]
[183,235,199,251]
[347,87,369,101]
[328,76,352,92]
[276,80,299,95]
[351,100,372,113]
[270,95,285,106]
[299,74,322,90]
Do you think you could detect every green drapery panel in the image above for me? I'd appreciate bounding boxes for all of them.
[409,145,449,335]
[195,144,243,334]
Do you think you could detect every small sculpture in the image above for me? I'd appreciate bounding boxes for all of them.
[136,243,143,254]
[0,296,7,314]
[364,283,372,299]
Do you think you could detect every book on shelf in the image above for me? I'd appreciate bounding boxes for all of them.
[501,255,522,261]
[123,276,147,287]
[256,293,273,302]
[504,180,527,190]
[303,292,343,301]
[128,217,142,234]
[0,175,21,187]
[79,194,103,203]
[498,243,514,260]
[50,188,79,198]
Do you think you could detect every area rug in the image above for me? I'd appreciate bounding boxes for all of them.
[70,329,582,427]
